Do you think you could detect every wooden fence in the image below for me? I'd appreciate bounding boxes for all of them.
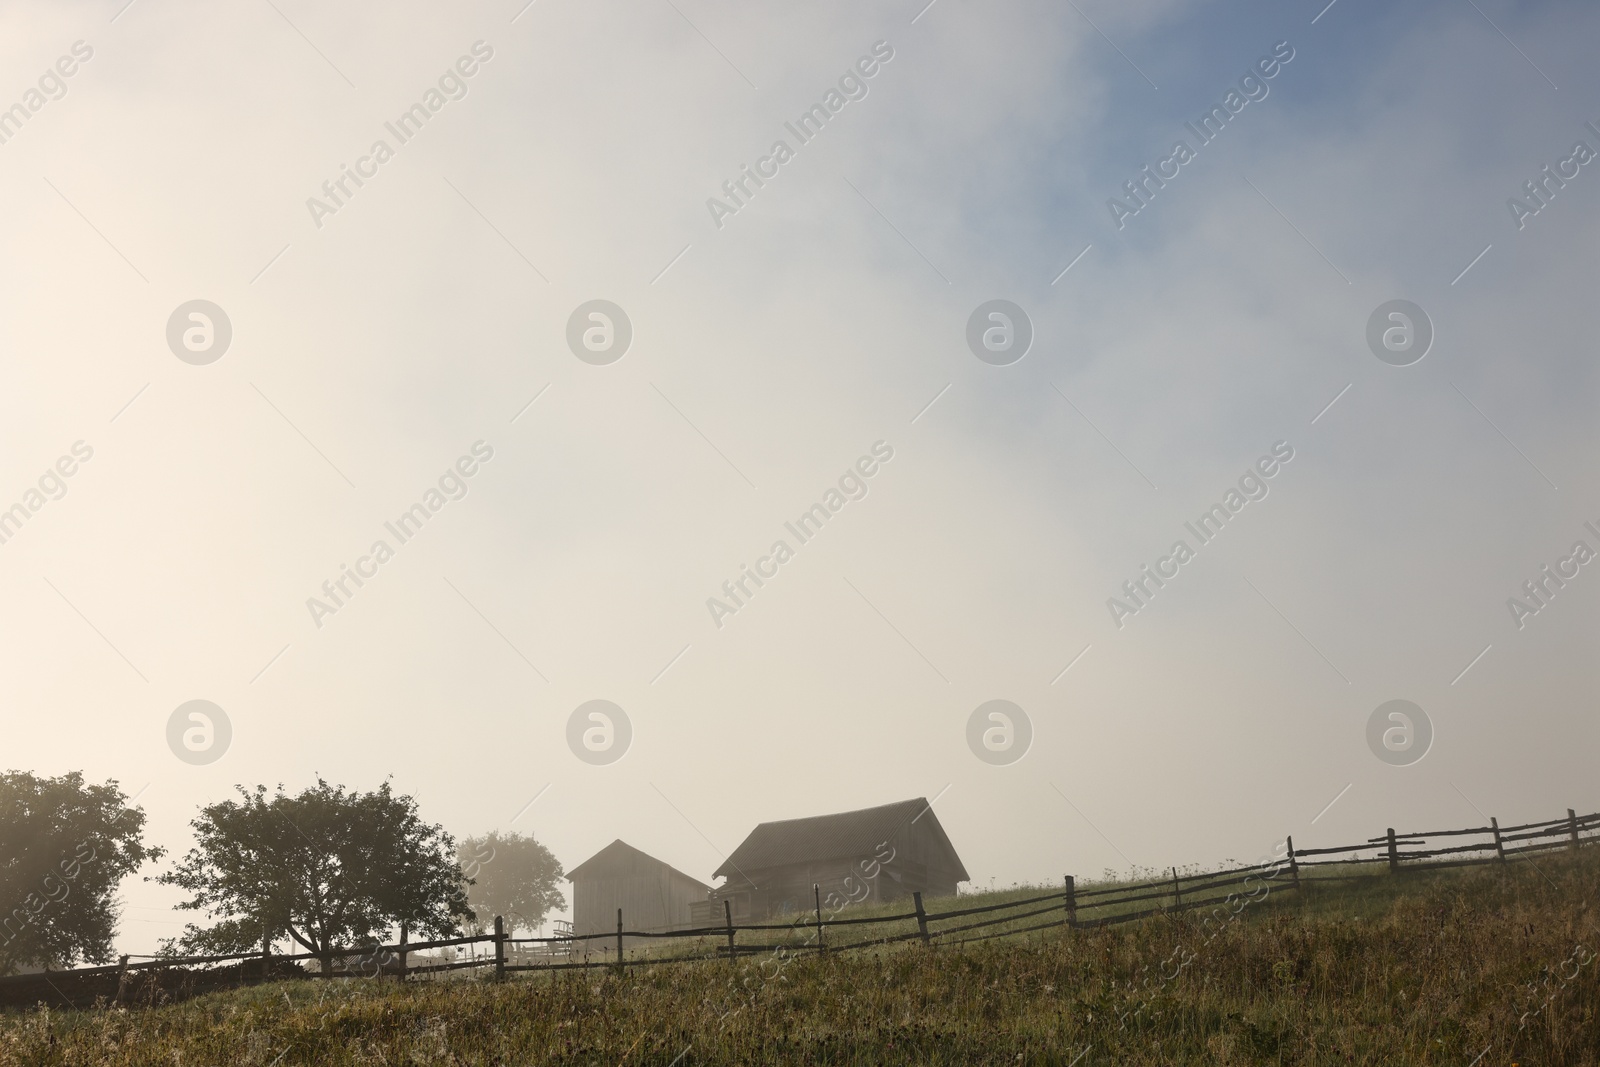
[4,805,1597,1008]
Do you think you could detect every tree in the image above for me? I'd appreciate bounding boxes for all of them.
[457,831,564,936]
[0,770,161,974]
[158,779,471,970]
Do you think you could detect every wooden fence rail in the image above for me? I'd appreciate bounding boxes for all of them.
[4,804,1597,1006]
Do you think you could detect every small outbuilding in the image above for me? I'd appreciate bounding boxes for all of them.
[696,797,968,922]
[567,840,711,944]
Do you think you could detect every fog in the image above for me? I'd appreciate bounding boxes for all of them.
[0,0,1594,952]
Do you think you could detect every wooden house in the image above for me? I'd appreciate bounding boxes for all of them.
[693,797,968,923]
[567,840,710,945]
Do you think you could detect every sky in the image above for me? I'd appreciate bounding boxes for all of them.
[0,0,1596,952]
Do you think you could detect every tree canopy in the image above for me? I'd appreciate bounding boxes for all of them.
[457,830,565,935]
[0,770,161,974]
[158,778,470,963]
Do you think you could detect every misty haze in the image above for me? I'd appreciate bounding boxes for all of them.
[1,0,1597,1063]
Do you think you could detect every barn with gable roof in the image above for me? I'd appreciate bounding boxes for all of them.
[693,797,968,923]
[567,840,711,945]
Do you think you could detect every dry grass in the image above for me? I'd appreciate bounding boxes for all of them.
[3,849,1598,1065]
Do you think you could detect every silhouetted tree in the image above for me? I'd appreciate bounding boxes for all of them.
[457,831,564,936]
[159,779,470,971]
[0,770,161,974]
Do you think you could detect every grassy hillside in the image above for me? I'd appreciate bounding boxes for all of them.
[2,850,1597,1065]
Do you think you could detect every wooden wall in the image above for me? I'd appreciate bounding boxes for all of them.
[706,815,966,921]
[572,867,707,940]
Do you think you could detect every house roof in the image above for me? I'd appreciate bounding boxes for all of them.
[713,798,968,882]
[567,839,710,891]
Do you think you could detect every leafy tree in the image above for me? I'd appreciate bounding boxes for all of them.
[457,831,564,935]
[159,779,470,970]
[0,770,161,974]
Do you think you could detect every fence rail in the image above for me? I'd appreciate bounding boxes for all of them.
[4,804,1597,1008]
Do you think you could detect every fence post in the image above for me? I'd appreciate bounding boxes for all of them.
[913,892,930,945]
[615,909,625,975]
[113,954,130,1006]
[1569,808,1580,852]
[261,924,271,982]
[1064,875,1077,928]
[1387,828,1398,874]
[1285,837,1300,891]
[723,899,736,961]
[398,922,408,980]
[1171,867,1182,910]
[1490,818,1506,863]
[814,884,824,955]
[494,916,506,982]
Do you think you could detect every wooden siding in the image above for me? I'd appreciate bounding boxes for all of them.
[572,867,708,940]
[701,809,966,922]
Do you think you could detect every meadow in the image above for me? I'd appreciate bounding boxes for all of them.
[2,848,1597,1065]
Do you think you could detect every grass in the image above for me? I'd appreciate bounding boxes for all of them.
[3,849,1598,1065]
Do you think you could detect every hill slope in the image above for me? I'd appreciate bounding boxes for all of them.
[2,851,1598,1065]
